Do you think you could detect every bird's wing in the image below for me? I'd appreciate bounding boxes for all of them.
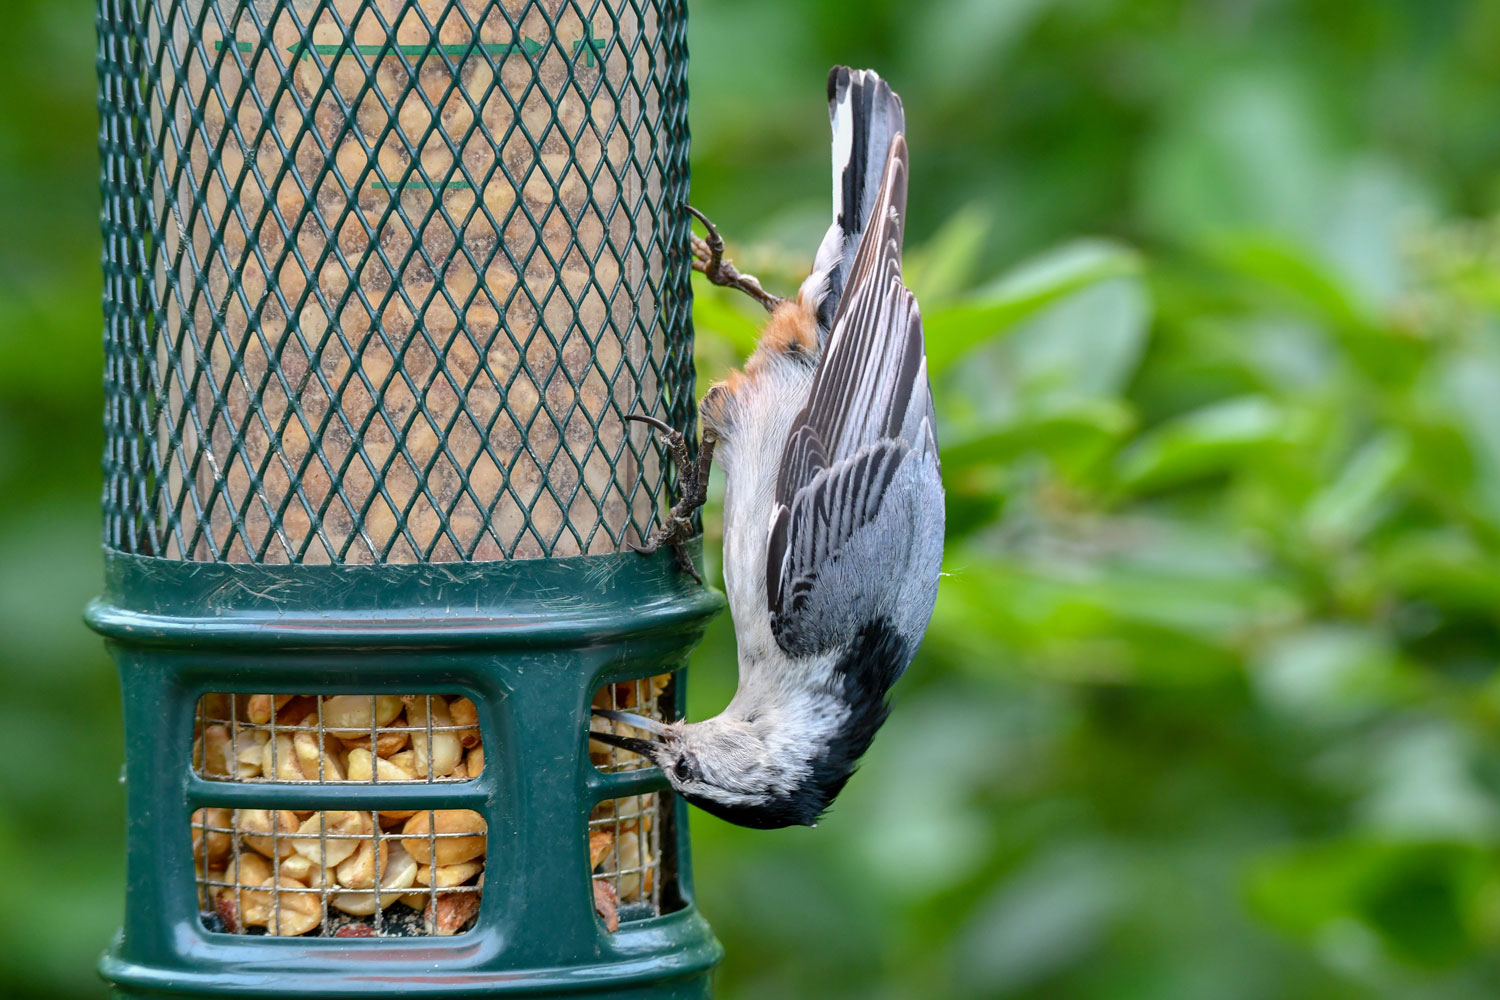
[767,133,938,658]
[802,67,907,342]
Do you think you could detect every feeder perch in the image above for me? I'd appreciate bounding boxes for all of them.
[90,0,720,996]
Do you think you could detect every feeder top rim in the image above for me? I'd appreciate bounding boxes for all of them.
[87,547,722,650]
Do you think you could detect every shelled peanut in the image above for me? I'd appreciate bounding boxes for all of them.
[194,694,484,783]
[196,808,483,936]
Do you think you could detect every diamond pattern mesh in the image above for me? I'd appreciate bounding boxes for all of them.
[99,0,693,563]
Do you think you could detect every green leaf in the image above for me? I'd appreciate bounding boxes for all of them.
[1251,625,1402,721]
[1005,277,1151,401]
[925,240,1142,376]
[691,285,763,357]
[1303,431,1410,547]
[940,398,1135,473]
[1436,351,1500,525]
[1370,529,1500,614]
[1210,232,1371,329]
[1116,396,1289,493]
[904,204,991,306]
[1247,841,1490,970]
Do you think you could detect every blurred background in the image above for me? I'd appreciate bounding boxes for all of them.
[5,0,1500,996]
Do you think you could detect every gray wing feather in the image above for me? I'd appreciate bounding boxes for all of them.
[768,133,942,659]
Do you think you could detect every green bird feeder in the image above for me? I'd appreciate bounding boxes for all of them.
[89,0,722,996]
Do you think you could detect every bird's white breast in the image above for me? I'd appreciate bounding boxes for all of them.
[707,351,848,745]
[714,352,811,668]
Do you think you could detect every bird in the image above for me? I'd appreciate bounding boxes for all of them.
[590,67,944,830]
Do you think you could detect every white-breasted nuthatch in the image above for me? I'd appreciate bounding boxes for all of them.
[591,67,944,829]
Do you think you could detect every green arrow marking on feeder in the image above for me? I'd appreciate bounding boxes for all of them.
[276,24,607,68]
[213,25,606,67]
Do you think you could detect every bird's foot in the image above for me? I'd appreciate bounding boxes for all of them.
[686,204,788,313]
[625,412,718,584]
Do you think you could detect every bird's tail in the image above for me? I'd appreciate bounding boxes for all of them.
[800,66,907,340]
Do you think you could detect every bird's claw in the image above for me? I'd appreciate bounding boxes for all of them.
[632,512,703,585]
[684,203,787,313]
[626,410,716,585]
[624,412,690,470]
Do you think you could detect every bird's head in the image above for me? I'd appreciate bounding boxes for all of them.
[589,708,835,829]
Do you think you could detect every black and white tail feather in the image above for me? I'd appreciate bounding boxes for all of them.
[801,67,908,340]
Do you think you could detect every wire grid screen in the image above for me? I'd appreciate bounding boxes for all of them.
[586,672,673,928]
[192,693,484,782]
[588,793,660,929]
[587,671,669,773]
[99,0,694,563]
[191,693,488,936]
[192,807,487,936]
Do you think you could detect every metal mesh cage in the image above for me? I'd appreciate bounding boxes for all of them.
[192,692,486,784]
[589,793,661,929]
[186,686,676,936]
[192,807,489,936]
[190,692,493,937]
[588,672,670,773]
[99,0,694,563]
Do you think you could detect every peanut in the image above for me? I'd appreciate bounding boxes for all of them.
[449,696,481,748]
[261,733,305,782]
[280,854,334,889]
[199,693,233,725]
[415,861,483,888]
[346,747,417,783]
[233,728,269,779]
[218,851,272,899]
[426,890,481,936]
[242,876,322,936]
[246,694,294,725]
[400,810,486,866]
[194,724,232,778]
[407,695,463,779]
[592,879,619,933]
[293,725,347,781]
[588,830,613,870]
[331,843,418,915]
[322,695,404,738]
[616,832,643,900]
[338,728,408,757]
[290,811,368,867]
[192,807,233,865]
[236,809,299,859]
[334,834,389,890]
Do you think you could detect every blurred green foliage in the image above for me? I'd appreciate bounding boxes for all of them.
[4,0,1500,997]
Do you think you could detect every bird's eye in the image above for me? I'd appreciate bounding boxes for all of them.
[673,757,694,782]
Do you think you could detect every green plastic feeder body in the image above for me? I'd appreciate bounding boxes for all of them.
[93,0,721,996]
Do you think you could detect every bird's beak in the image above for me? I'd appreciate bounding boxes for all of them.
[587,727,661,759]
[591,708,672,737]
